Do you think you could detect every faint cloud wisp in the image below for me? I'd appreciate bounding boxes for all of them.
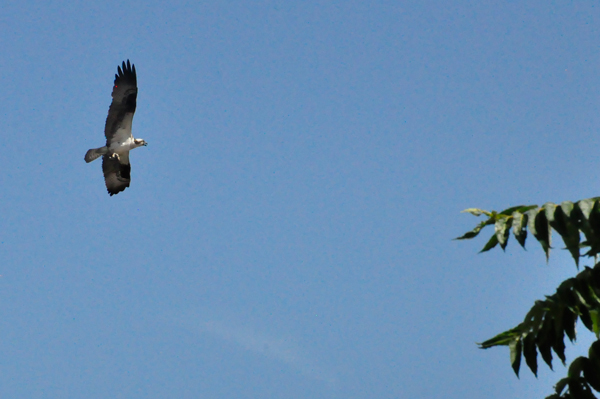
[177,312,338,387]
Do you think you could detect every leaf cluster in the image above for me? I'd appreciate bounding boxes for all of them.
[480,263,600,379]
[457,198,600,266]
[548,340,600,399]
[458,197,600,398]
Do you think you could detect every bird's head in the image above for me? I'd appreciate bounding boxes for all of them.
[134,138,148,148]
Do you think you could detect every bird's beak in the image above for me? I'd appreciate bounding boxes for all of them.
[144,142,148,146]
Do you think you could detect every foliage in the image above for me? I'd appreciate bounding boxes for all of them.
[458,197,600,398]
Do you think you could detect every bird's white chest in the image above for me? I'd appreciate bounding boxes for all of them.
[108,113,134,151]
[109,129,133,151]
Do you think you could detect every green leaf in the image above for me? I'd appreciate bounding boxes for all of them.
[551,202,581,267]
[479,233,499,253]
[499,205,534,216]
[479,329,519,348]
[545,202,558,223]
[586,200,600,257]
[523,302,545,332]
[528,206,551,261]
[578,199,596,220]
[555,377,569,394]
[527,207,541,233]
[568,378,596,399]
[523,333,538,376]
[461,208,492,217]
[495,217,511,250]
[561,201,575,215]
[557,279,578,309]
[569,357,587,378]
[587,341,600,391]
[537,317,555,370]
[518,205,540,213]
[454,219,494,240]
[512,211,528,249]
[588,341,600,366]
[593,267,600,290]
[561,308,577,343]
[552,328,567,366]
[591,310,600,339]
[583,356,600,392]
[575,270,600,307]
[554,304,566,336]
[575,200,598,253]
[510,338,522,377]
[581,307,594,332]
[589,201,600,232]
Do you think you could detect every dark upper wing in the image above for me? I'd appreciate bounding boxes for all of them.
[105,60,137,143]
[102,155,131,196]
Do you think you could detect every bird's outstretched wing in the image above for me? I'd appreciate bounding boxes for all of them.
[105,60,137,144]
[102,154,131,196]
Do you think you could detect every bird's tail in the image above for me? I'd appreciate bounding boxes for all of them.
[84,146,108,163]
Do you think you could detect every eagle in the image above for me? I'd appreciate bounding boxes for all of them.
[85,60,147,196]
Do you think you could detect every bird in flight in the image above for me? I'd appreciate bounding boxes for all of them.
[85,60,147,196]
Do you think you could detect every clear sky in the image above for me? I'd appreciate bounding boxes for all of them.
[1,1,600,398]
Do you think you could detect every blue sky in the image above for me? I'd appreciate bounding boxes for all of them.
[1,1,600,398]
